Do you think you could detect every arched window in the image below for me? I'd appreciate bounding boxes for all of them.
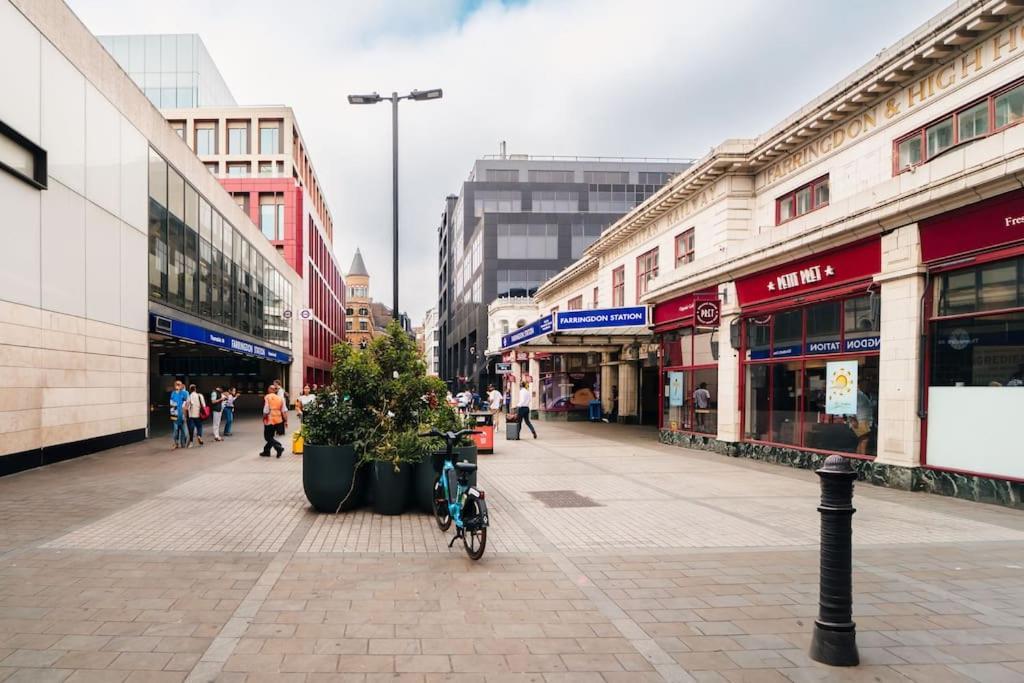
[516,319,527,328]
[345,307,354,315]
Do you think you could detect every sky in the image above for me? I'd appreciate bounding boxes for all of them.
[68,0,948,323]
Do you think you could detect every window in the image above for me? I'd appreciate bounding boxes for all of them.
[227,122,249,155]
[346,307,354,315]
[259,193,285,241]
[995,81,1024,129]
[474,190,521,215]
[169,121,185,139]
[359,320,368,331]
[926,117,954,158]
[776,176,829,225]
[588,188,635,213]
[531,191,578,213]
[497,223,558,259]
[585,170,628,185]
[567,295,583,310]
[233,192,249,215]
[528,169,574,183]
[638,171,674,185]
[194,123,216,155]
[204,162,218,174]
[662,329,719,435]
[592,287,599,308]
[259,162,274,177]
[226,163,249,177]
[675,229,695,267]
[612,266,625,307]
[895,78,1024,173]
[485,168,519,182]
[496,269,558,298]
[571,223,603,258]
[259,121,281,154]
[551,306,559,315]
[635,248,658,302]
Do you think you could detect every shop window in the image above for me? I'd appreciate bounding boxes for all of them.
[662,328,719,435]
[741,293,881,457]
[776,176,829,225]
[612,266,625,307]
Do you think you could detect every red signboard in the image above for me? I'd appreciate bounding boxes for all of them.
[735,238,881,307]
[653,287,718,331]
[920,189,1024,263]
[695,300,721,327]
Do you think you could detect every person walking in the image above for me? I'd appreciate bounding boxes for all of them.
[210,385,225,441]
[295,384,315,422]
[693,382,711,431]
[260,384,287,458]
[487,384,504,430]
[222,387,236,437]
[169,380,189,449]
[516,381,537,439]
[273,379,289,411]
[186,384,206,447]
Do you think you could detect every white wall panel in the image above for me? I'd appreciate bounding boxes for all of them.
[41,180,86,316]
[85,84,121,216]
[119,120,147,233]
[85,202,121,325]
[41,41,85,194]
[0,176,41,307]
[0,1,41,143]
[120,222,147,331]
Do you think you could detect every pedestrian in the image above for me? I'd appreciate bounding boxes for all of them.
[169,380,188,449]
[516,380,537,439]
[487,384,504,430]
[260,383,287,458]
[296,384,315,421]
[457,388,470,415]
[222,387,236,437]
[694,382,711,430]
[273,379,288,410]
[186,383,206,447]
[210,385,225,441]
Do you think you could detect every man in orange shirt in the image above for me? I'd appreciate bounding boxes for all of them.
[260,384,288,458]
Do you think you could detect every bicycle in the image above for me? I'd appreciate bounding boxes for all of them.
[418,428,489,560]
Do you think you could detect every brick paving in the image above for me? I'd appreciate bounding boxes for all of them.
[1,418,1023,681]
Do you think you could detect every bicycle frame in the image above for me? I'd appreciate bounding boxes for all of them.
[436,456,468,530]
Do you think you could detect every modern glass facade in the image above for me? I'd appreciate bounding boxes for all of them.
[148,148,291,349]
[98,34,236,108]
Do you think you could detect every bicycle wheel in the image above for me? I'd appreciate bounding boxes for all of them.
[462,499,487,561]
[433,478,451,531]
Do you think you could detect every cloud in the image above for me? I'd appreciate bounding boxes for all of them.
[68,0,947,322]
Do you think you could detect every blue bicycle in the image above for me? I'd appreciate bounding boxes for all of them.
[419,428,489,560]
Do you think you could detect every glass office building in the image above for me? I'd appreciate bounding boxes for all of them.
[97,34,236,108]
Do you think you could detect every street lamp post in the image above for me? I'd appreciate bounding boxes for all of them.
[347,88,443,322]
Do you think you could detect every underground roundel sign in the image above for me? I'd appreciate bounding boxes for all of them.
[694,300,721,327]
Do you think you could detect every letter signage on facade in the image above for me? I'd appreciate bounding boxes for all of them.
[501,315,554,349]
[735,239,881,307]
[652,287,719,331]
[695,300,721,327]
[149,314,292,364]
[919,189,1024,263]
[555,306,648,331]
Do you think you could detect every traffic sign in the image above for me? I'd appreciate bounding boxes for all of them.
[496,362,513,374]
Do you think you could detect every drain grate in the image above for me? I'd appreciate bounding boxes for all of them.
[528,490,601,508]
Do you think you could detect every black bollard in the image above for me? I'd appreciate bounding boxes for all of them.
[809,454,859,666]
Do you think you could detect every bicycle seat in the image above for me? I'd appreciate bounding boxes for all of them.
[454,461,478,473]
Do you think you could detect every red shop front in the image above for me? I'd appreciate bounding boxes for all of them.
[654,287,720,435]
[919,189,1024,482]
[736,238,882,457]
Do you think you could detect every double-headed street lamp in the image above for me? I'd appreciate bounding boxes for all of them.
[348,89,443,321]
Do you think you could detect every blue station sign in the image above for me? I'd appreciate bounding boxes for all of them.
[150,314,292,364]
[556,306,648,331]
[750,335,880,360]
[501,315,553,350]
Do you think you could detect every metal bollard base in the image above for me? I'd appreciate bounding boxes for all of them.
[809,621,859,667]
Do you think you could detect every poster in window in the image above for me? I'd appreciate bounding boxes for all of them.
[668,372,684,407]
[825,360,858,415]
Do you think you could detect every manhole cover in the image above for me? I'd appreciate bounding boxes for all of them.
[528,490,601,508]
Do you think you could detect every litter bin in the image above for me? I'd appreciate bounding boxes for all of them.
[467,411,495,454]
[588,400,602,422]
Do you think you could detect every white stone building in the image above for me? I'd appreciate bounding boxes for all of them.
[0,0,303,475]
[505,0,1024,503]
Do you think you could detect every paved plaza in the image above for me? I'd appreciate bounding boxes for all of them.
[1,420,1024,682]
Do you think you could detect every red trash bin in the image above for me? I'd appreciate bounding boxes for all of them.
[468,411,494,454]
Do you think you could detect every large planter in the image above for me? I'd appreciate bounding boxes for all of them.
[372,460,414,515]
[303,443,364,513]
[411,445,478,514]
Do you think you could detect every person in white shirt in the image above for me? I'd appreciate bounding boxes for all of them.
[516,381,537,439]
[486,384,504,429]
[693,382,711,430]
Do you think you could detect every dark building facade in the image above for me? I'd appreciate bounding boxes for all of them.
[438,156,691,389]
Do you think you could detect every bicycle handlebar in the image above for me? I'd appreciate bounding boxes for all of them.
[417,429,482,440]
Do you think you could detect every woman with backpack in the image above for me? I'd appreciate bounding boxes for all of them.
[186,383,208,447]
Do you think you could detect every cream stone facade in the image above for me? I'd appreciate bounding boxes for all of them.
[513,0,1024,501]
[0,0,303,475]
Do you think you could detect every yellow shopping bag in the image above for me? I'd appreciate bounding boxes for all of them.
[292,432,304,455]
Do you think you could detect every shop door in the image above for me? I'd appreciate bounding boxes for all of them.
[640,366,659,426]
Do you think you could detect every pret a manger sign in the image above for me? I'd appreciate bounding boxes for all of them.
[763,19,1024,186]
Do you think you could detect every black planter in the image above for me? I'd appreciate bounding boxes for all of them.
[302,443,364,513]
[372,460,413,515]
